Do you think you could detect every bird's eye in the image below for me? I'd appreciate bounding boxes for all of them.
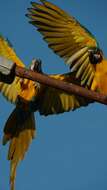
[88,48,103,64]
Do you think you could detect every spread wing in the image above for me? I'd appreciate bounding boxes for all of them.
[37,72,93,116]
[27,0,99,87]
[0,35,25,103]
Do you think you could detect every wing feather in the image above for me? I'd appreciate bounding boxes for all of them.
[37,72,93,116]
[27,1,98,87]
[0,35,24,67]
[0,35,25,103]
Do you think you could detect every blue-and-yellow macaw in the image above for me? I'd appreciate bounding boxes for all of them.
[0,36,90,190]
[0,0,107,189]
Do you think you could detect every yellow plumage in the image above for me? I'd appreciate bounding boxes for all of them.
[0,36,24,67]
[0,34,91,190]
[0,35,37,190]
[27,0,98,87]
[91,60,107,94]
[0,36,24,103]
[0,1,107,190]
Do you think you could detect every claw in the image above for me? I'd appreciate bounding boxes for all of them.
[30,58,43,73]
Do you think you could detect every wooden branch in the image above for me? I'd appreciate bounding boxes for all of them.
[15,65,107,105]
[0,56,106,105]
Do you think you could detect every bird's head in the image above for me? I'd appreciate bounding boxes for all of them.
[88,47,103,64]
[30,58,43,73]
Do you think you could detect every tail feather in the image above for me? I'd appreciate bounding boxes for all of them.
[2,107,36,190]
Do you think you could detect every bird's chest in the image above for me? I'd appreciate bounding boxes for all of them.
[19,79,39,101]
[94,66,107,94]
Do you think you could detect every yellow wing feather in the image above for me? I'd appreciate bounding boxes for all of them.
[0,36,24,67]
[27,0,98,87]
[3,108,36,190]
[0,35,25,103]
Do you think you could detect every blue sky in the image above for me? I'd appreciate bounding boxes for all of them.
[0,0,107,190]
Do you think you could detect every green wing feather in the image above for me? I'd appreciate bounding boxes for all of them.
[27,0,99,87]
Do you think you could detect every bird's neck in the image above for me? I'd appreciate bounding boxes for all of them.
[91,60,107,94]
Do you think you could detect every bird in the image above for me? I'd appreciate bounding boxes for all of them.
[27,0,107,94]
[0,36,91,190]
[0,0,107,189]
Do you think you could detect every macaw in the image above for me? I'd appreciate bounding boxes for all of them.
[0,0,107,189]
[0,36,91,190]
[27,0,107,94]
